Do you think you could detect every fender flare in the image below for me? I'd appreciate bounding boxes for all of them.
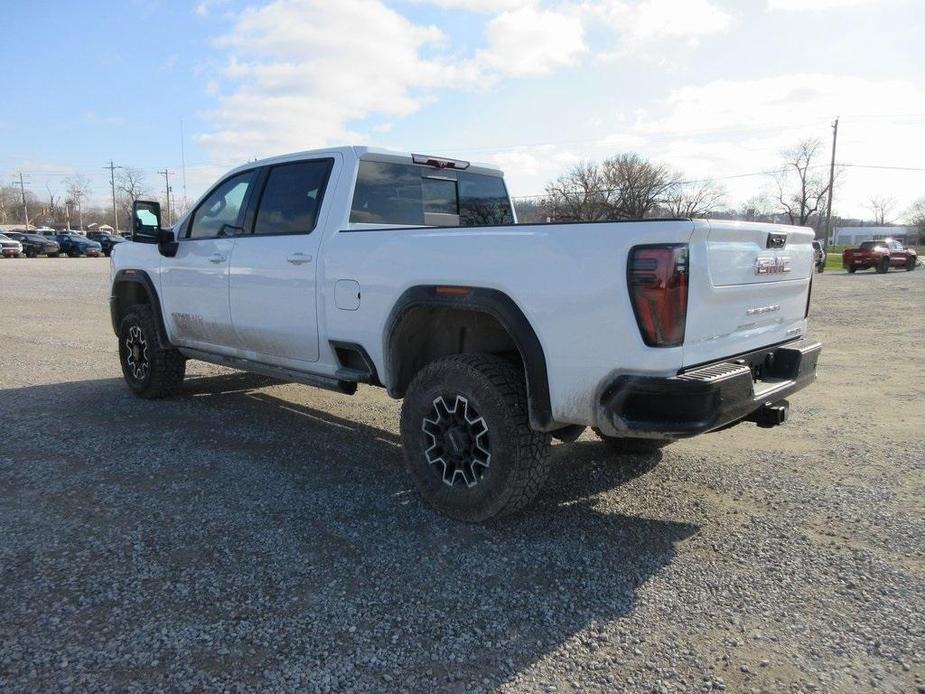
[384,285,555,431]
[110,269,172,349]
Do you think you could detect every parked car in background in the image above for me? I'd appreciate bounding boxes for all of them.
[812,241,825,273]
[87,230,127,256]
[3,231,60,257]
[842,239,917,273]
[53,232,103,258]
[0,233,24,257]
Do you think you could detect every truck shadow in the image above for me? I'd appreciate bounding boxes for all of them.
[1,372,699,691]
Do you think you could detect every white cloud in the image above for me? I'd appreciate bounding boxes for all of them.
[197,0,482,161]
[768,0,873,11]
[478,6,587,76]
[415,0,531,11]
[586,0,733,49]
[197,0,592,161]
[195,0,229,16]
[621,74,925,217]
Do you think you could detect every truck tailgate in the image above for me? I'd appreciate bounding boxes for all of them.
[683,220,814,367]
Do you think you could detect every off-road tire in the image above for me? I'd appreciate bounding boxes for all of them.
[876,258,889,273]
[118,305,186,399]
[400,353,552,522]
[593,428,673,453]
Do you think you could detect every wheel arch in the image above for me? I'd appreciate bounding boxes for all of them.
[384,285,554,431]
[110,269,172,349]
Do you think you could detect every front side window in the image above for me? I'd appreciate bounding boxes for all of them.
[252,160,332,235]
[188,171,255,239]
[349,161,514,227]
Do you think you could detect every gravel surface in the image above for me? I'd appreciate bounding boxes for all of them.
[1,258,923,693]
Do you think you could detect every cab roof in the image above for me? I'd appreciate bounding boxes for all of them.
[229,146,505,179]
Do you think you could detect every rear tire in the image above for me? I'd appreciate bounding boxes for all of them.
[816,263,825,273]
[400,354,551,522]
[118,305,186,399]
[847,266,857,273]
[876,258,889,273]
[593,429,673,453]
[906,257,916,271]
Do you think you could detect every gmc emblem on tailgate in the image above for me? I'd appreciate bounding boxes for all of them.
[755,256,791,275]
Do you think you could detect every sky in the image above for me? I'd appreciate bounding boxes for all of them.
[1,0,923,221]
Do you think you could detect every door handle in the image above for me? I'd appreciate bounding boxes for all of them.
[208,253,226,264]
[287,253,312,265]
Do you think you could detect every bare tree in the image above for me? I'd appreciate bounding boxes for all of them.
[738,193,776,222]
[117,168,149,230]
[117,167,148,203]
[601,153,678,219]
[867,195,897,226]
[772,139,831,228]
[905,196,925,245]
[664,179,726,218]
[543,161,611,222]
[0,186,20,224]
[65,174,93,231]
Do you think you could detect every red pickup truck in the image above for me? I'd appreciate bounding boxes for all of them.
[842,239,917,273]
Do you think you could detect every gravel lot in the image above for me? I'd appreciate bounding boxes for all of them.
[1,258,923,693]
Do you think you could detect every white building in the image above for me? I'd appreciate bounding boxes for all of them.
[833,226,918,245]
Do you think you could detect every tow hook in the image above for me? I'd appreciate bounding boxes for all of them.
[747,400,789,428]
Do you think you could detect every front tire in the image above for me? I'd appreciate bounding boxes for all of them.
[400,354,551,522]
[907,257,916,271]
[847,265,857,273]
[877,258,889,273]
[118,305,186,399]
[816,263,825,273]
[593,429,673,453]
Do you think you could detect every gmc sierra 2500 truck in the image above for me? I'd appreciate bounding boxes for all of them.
[113,146,821,521]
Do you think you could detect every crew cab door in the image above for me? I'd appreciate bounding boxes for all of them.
[228,157,337,365]
[160,169,258,353]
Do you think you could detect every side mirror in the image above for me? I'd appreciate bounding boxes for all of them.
[133,199,178,257]
[133,200,161,242]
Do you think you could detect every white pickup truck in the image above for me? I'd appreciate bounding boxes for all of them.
[113,146,821,521]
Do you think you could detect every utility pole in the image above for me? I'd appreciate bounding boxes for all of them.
[180,119,188,212]
[16,172,30,227]
[824,117,839,246]
[158,169,175,225]
[104,160,123,232]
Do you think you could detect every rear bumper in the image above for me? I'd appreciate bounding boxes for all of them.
[598,338,821,439]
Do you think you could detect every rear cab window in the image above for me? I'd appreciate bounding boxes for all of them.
[349,159,514,228]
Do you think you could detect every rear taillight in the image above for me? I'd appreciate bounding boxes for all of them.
[628,244,689,347]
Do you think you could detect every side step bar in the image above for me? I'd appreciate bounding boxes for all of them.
[178,348,358,395]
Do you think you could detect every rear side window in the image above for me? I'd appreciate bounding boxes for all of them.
[458,171,513,225]
[252,159,332,236]
[350,161,513,227]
